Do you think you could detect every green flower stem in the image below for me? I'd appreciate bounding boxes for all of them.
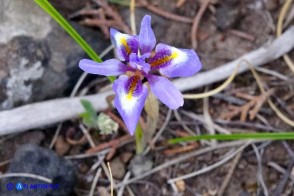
[34,0,115,82]
[169,132,294,144]
[135,123,144,154]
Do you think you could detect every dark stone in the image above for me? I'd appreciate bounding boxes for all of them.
[0,144,76,196]
[215,4,242,30]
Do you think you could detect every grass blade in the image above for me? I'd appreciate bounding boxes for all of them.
[169,132,294,144]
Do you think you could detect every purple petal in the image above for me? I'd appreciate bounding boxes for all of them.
[113,75,148,135]
[148,43,202,78]
[148,75,183,109]
[110,28,139,61]
[79,59,128,76]
[129,53,151,73]
[139,15,156,54]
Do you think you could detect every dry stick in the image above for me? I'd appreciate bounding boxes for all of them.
[107,162,114,196]
[273,157,294,195]
[89,168,102,196]
[167,141,251,183]
[191,0,210,49]
[0,173,52,183]
[1,26,294,135]
[140,0,193,24]
[115,140,252,188]
[143,109,172,155]
[173,110,195,135]
[117,171,131,196]
[203,87,216,145]
[277,0,294,73]
[217,152,242,196]
[268,162,294,181]
[252,144,269,196]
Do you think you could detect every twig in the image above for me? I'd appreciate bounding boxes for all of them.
[215,119,282,132]
[1,26,294,135]
[228,29,255,41]
[191,0,210,49]
[273,157,294,196]
[88,155,105,174]
[0,173,52,183]
[277,0,294,73]
[117,171,131,196]
[163,143,199,156]
[130,0,136,35]
[86,135,132,154]
[268,161,294,181]
[217,152,242,196]
[181,110,231,134]
[107,162,114,196]
[255,67,289,81]
[176,0,186,8]
[115,140,253,188]
[252,144,269,196]
[140,0,193,24]
[173,110,195,135]
[176,26,294,92]
[143,109,172,155]
[167,141,251,183]
[65,149,110,159]
[203,87,216,145]
[0,159,11,167]
[89,168,102,196]
[79,124,96,147]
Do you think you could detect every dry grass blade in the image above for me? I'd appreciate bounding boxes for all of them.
[219,90,274,122]
[107,162,114,196]
[168,141,251,183]
[217,152,242,196]
[191,0,210,49]
[0,173,52,183]
[89,168,102,196]
[139,0,193,23]
[115,140,251,188]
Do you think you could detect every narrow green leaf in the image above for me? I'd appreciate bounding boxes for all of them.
[79,112,97,128]
[34,0,115,82]
[80,100,97,119]
[108,0,130,6]
[135,124,144,154]
[80,100,98,128]
[169,132,294,144]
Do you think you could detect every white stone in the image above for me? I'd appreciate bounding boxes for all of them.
[0,0,52,44]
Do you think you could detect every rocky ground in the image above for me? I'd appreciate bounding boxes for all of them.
[0,0,294,195]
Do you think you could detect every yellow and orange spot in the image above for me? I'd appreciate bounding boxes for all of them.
[120,38,132,56]
[126,75,140,100]
[150,52,178,68]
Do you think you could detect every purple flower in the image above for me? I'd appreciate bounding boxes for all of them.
[79,15,202,135]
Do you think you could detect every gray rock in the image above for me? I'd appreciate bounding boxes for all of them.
[129,155,153,177]
[0,144,76,196]
[0,0,110,110]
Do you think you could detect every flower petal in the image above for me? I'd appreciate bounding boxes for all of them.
[139,15,156,54]
[148,75,183,109]
[148,43,202,77]
[110,28,139,61]
[129,53,151,73]
[113,75,148,135]
[79,59,128,76]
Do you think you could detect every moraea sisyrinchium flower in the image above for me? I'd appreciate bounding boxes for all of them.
[79,15,202,135]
